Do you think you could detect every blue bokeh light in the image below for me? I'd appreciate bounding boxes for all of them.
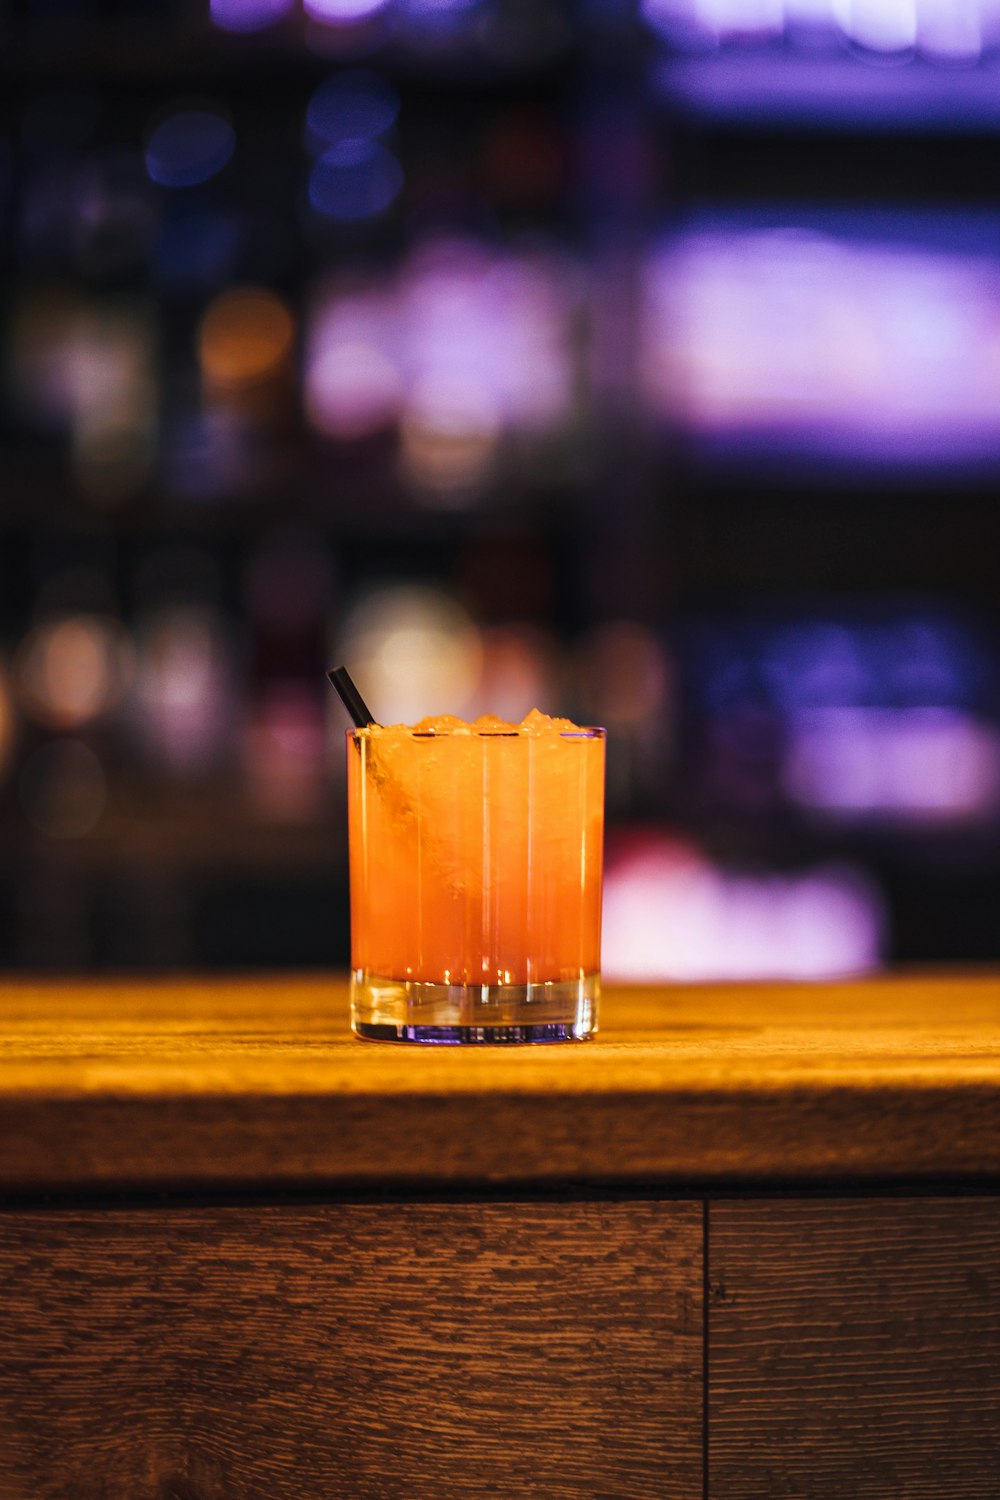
[306,72,399,150]
[308,139,403,221]
[145,110,236,190]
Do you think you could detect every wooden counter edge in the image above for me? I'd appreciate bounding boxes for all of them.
[2,1077,998,1193]
[2,972,997,1191]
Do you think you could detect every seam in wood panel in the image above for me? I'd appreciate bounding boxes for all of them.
[707,1197,1000,1497]
[3,1177,1000,1213]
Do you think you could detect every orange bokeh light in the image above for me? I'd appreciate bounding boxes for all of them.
[198,287,295,390]
[15,615,133,730]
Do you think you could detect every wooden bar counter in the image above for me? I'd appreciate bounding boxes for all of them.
[1,972,998,1498]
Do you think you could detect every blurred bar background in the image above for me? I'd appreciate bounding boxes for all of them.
[1,0,998,982]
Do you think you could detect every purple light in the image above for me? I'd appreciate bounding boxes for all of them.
[145,110,235,189]
[308,139,403,220]
[602,832,884,981]
[211,0,293,31]
[134,607,234,776]
[920,0,983,56]
[399,240,573,428]
[837,0,917,53]
[643,0,1000,55]
[304,0,392,23]
[643,0,796,48]
[685,608,1000,826]
[405,0,480,13]
[644,212,1000,472]
[785,708,1000,821]
[305,285,401,438]
[659,58,1000,131]
[304,238,576,459]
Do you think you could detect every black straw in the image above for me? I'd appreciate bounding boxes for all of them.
[327,665,376,728]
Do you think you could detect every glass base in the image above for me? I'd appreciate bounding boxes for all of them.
[351,971,599,1044]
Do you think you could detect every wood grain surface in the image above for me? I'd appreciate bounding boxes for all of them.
[708,1197,1000,1496]
[0,1200,702,1500]
[0,972,997,1189]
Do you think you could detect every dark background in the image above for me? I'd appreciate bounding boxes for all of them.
[1,0,998,978]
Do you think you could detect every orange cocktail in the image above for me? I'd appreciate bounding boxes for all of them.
[347,709,605,1042]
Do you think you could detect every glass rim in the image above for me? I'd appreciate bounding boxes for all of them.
[347,724,605,740]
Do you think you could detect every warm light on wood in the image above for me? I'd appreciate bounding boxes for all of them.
[0,971,997,1189]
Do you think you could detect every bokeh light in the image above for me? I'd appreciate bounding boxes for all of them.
[145,108,236,190]
[199,287,295,392]
[304,0,393,22]
[684,606,1000,826]
[7,291,158,504]
[603,831,885,981]
[133,606,234,777]
[308,340,401,438]
[399,374,501,493]
[468,624,561,725]
[834,0,917,54]
[308,138,403,221]
[71,302,157,504]
[15,615,134,731]
[305,282,401,438]
[644,214,1000,471]
[9,287,84,429]
[641,0,1000,57]
[396,239,573,492]
[785,707,1000,823]
[402,239,574,432]
[578,620,670,730]
[334,584,483,726]
[306,71,399,150]
[304,237,577,492]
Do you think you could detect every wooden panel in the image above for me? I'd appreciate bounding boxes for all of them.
[1,972,998,1188]
[709,1198,1000,1496]
[0,1200,702,1500]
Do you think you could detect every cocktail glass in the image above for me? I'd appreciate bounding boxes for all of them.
[347,714,605,1042]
